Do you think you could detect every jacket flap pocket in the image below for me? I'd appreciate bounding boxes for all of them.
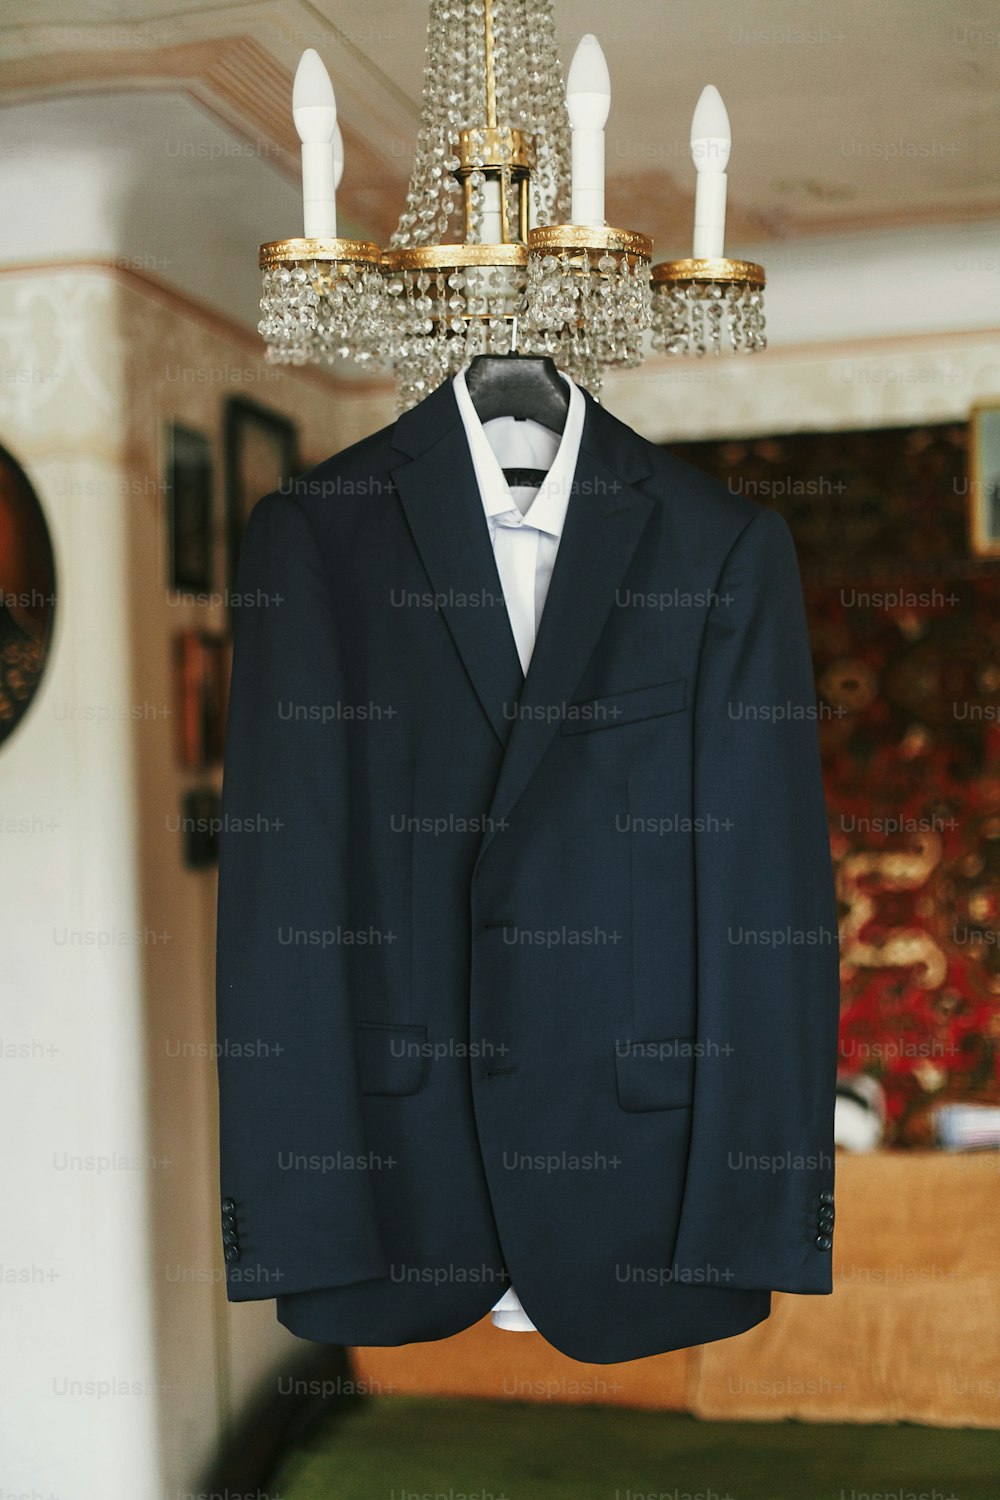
[355,1022,429,1096]
[561,677,686,735]
[615,1038,696,1112]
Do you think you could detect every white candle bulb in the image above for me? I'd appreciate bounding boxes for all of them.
[567,34,611,227]
[690,84,731,259]
[332,121,345,192]
[479,179,504,243]
[293,49,338,239]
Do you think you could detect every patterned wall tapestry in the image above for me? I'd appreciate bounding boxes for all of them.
[668,423,1000,1145]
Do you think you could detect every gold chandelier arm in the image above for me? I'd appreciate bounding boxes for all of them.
[651,257,766,289]
[529,224,653,262]
[381,242,528,271]
[259,238,382,269]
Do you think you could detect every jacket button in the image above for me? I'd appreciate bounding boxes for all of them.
[819,1190,834,1204]
[815,1233,833,1251]
[224,1244,241,1262]
[221,1197,236,1213]
[223,1228,239,1245]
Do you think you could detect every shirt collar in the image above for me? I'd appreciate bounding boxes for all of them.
[452,363,585,539]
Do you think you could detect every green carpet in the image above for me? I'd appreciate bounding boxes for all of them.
[274,1395,1000,1500]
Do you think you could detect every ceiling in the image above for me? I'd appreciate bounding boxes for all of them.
[2,0,999,257]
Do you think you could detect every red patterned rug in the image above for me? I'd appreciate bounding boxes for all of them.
[669,422,1000,1143]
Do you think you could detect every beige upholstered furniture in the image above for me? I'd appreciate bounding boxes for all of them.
[352,1151,1000,1426]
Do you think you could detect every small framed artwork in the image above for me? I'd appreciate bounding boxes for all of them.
[165,422,214,592]
[180,787,222,870]
[224,398,299,602]
[969,402,1000,558]
[0,440,57,751]
[173,630,231,769]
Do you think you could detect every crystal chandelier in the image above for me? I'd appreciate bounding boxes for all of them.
[258,0,766,407]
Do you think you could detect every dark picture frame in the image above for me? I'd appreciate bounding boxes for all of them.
[0,441,57,750]
[180,787,223,870]
[165,421,214,592]
[173,629,231,770]
[224,398,299,606]
[969,401,1000,558]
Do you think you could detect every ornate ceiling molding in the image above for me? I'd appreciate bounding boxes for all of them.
[0,33,409,244]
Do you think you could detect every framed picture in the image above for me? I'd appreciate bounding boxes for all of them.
[165,421,214,592]
[173,630,231,770]
[969,402,1000,558]
[224,398,299,601]
[0,440,57,750]
[180,787,222,870]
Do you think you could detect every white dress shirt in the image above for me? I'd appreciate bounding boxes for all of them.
[452,363,586,1331]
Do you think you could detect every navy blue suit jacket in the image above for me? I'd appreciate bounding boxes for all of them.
[215,376,840,1364]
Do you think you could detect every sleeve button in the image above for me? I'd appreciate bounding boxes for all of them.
[815,1233,833,1251]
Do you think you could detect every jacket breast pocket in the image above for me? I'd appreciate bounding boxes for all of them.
[561,677,686,735]
[354,1021,429,1096]
[615,1038,696,1112]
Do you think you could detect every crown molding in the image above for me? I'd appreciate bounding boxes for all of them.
[0,31,410,244]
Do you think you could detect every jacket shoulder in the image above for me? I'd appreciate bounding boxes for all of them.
[594,398,770,544]
[644,437,771,537]
[281,421,398,519]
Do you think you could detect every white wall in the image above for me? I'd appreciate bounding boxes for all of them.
[0,257,358,1498]
[0,271,162,1499]
[735,221,1000,348]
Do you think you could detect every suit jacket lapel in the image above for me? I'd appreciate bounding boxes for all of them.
[389,381,524,748]
[478,392,654,861]
[388,379,656,852]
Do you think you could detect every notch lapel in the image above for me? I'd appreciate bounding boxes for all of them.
[388,379,656,853]
[477,393,655,863]
[389,382,524,748]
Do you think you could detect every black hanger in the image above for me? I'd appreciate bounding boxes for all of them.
[465,352,569,434]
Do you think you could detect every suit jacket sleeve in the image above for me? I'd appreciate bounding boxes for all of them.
[671,506,840,1294]
[215,490,389,1301]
